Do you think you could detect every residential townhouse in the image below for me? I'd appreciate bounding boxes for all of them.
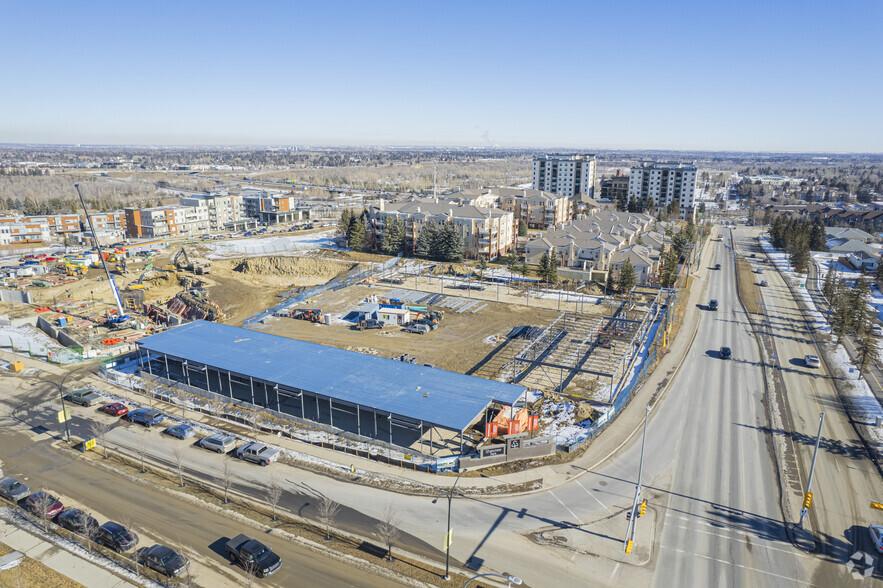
[0,219,51,244]
[0,214,80,235]
[366,198,515,259]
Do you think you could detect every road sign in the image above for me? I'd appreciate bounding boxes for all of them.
[57,409,71,423]
[625,540,634,554]
[871,501,883,511]
[84,438,96,451]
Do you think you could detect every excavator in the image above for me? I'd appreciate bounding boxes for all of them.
[173,247,211,275]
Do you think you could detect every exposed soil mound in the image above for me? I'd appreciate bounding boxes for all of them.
[234,256,356,279]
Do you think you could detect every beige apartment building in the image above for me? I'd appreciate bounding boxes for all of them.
[125,205,209,238]
[495,188,570,229]
[367,199,515,259]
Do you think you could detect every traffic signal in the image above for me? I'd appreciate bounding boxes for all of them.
[640,501,647,517]
[625,540,634,554]
[625,510,631,521]
[803,492,813,509]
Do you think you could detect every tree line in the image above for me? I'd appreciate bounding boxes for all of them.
[822,271,878,375]
[339,209,466,262]
[767,216,826,273]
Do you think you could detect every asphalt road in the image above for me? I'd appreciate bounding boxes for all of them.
[0,383,404,588]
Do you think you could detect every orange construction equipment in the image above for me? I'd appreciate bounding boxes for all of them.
[34,307,50,312]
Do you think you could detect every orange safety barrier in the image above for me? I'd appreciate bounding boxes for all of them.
[101,338,122,345]
[34,307,50,312]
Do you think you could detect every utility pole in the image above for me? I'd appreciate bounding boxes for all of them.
[624,404,650,553]
[798,412,825,527]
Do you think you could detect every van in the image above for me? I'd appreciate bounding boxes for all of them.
[708,299,718,311]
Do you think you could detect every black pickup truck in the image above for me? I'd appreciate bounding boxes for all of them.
[225,534,282,577]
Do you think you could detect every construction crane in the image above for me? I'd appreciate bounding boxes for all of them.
[74,184,130,325]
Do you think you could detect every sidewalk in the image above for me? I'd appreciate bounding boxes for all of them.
[0,516,137,588]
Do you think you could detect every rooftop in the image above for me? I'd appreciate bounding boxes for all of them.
[137,321,526,432]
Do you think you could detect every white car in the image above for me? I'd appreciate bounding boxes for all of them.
[872,325,883,337]
[804,355,821,368]
[869,524,883,554]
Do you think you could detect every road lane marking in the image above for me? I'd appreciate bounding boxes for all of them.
[607,562,621,583]
[576,480,611,513]
[661,545,813,585]
[671,524,812,559]
[549,490,584,526]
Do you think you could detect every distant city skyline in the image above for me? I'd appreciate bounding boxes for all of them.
[3,1,881,152]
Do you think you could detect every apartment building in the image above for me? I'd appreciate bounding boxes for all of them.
[524,211,656,276]
[180,193,245,231]
[532,154,596,200]
[86,211,127,232]
[366,198,515,259]
[599,176,630,207]
[242,192,310,225]
[0,214,81,235]
[0,219,51,245]
[125,205,209,238]
[627,162,697,219]
[495,188,570,229]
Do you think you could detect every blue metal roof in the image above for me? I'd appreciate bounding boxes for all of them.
[136,321,525,432]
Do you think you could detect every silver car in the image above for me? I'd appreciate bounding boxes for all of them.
[804,354,821,368]
[0,477,30,502]
[200,433,237,454]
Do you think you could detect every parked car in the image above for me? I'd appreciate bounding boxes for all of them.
[25,491,63,518]
[720,346,732,360]
[873,324,883,336]
[0,477,29,502]
[138,544,190,577]
[100,402,130,417]
[96,521,139,552]
[65,388,103,407]
[225,534,282,577]
[127,408,164,427]
[708,299,718,311]
[163,424,195,439]
[405,324,430,335]
[200,433,237,454]
[869,524,883,554]
[58,509,99,536]
[804,354,821,368]
[759,280,769,287]
[234,442,280,466]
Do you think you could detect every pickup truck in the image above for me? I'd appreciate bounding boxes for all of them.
[405,323,430,334]
[65,388,103,407]
[225,534,282,577]
[355,319,384,331]
[234,442,280,466]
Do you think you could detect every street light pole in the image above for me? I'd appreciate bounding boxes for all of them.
[625,404,650,551]
[438,468,467,581]
[798,412,825,527]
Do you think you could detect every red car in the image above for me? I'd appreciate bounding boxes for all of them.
[100,402,130,417]
[25,491,64,518]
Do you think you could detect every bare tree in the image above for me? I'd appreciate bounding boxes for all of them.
[376,504,402,562]
[316,495,341,541]
[207,401,226,423]
[220,460,235,504]
[29,490,58,533]
[266,474,283,522]
[89,419,113,459]
[138,432,148,473]
[172,447,186,487]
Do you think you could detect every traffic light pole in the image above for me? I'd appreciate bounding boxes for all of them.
[798,412,824,527]
[624,405,650,552]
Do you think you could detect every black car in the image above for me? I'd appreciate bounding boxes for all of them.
[96,521,139,552]
[708,299,718,311]
[58,509,99,536]
[720,346,732,360]
[138,544,190,577]
[715,263,722,270]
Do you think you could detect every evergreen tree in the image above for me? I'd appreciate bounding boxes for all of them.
[627,197,639,213]
[618,259,637,294]
[415,222,438,259]
[548,251,559,284]
[437,224,464,262]
[685,217,696,243]
[382,217,405,256]
[338,208,352,236]
[347,216,366,252]
[789,232,810,273]
[672,231,691,260]
[660,246,679,288]
[808,219,827,251]
[853,279,875,376]
[518,220,528,237]
[831,278,851,344]
[539,251,551,283]
[606,270,616,294]
[822,267,836,300]
[520,259,530,276]
[477,255,488,281]
[505,249,519,275]
[666,199,680,219]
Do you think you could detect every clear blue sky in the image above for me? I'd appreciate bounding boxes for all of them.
[2,0,881,151]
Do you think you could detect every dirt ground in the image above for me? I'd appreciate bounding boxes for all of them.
[259,284,563,374]
[736,257,764,315]
[0,541,86,588]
